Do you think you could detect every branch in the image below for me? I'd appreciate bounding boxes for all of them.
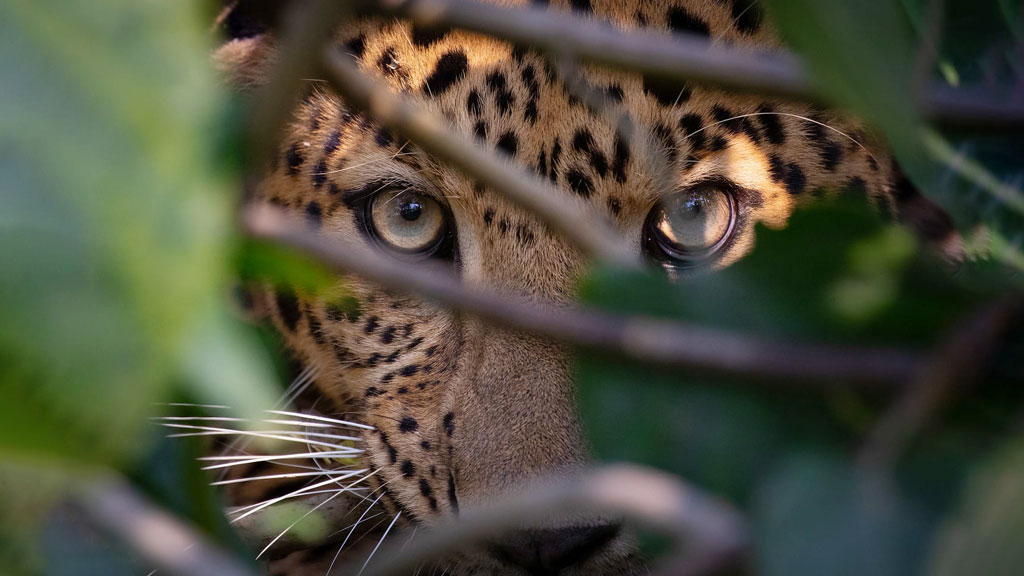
[321,47,638,268]
[244,204,922,386]
[75,478,255,576]
[333,464,747,576]
[360,0,1024,131]
[857,295,1024,470]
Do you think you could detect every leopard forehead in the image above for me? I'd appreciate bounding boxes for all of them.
[221,0,936,572]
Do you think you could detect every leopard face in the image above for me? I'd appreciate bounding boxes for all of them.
[215,1,957,573]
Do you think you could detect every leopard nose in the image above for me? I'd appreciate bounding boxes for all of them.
[489,523,621,575]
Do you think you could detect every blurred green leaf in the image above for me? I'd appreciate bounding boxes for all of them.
[754,456,931,576]
[929,433,1024,576]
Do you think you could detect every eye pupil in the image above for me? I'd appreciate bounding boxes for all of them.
[400,200,422,221]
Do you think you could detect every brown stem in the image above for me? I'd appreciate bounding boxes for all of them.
[857,295,1024,470]
[75,478,255,576]
[334,464,747,576]
[245,204,922,386]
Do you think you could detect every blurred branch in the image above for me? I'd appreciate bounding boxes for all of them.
[357,0,1024,130]
[245,204,922,386]
[321,47,638,268]
[336,464,746,576]
[246,0,348,177]
[857,295,1024,470]
[922,128,1024,216]
[75,478,255,576]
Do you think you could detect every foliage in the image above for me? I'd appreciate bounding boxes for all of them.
[0,0,1021,575]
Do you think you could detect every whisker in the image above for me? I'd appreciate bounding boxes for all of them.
[257,488,349,560]
[681,111,879,164]
[199,450,358,470]
[210,469,361,487]
[230,468,379,523]
[326,489,390,575]
[160,424,363,450]
[268,410,375,430]
[357,512,401,576]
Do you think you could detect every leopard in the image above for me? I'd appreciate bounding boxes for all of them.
[210,0,961,574]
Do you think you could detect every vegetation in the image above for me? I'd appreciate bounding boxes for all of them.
[0,0,1022,574]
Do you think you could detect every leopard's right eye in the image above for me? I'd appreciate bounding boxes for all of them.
[364,188,454,259]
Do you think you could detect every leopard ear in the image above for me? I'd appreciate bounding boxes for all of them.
[890,163,967,263]
[212,0,287,89]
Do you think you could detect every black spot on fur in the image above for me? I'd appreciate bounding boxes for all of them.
[712,105,741,133]
[379,433,398,464]
[784,163,806,194]
[466,89,482,116]
[537,150,548,176]
[821,141,843,171]
[364,316,380,334]
[572,129,594,153]
[411,25,449,47]
[344,35,366,59]
[496,131,518,157]
[275,290,301,332]
[285,143,303,176]
[447,474,459,513]
[399,417,419,433]
[605,83,624,102]
[401,364,419,377]
[486,70,507,92]
[680,114,707,151]
[709,135,728,152]
[443,412,455,436]
[305,202,322,227]
[366,353,382,367]
[483,208,495,226]
[768,154,785,183]
[757,105,786,144]
[323,130,342,155]
[311,160,327,188]
[643,74,691,106]
[494,89,516,116]
[420,479,439,510]
[612,135,629,183]
[421,440,431,450]
[381,326,396,344]
[732,1,764,35]
[667,6,710,37]
[740,118,762,144]
[566,169,594,198]
[421,51,468,95]
[524,101,538,124]
[365,386,384,398]
[549,139,562,182]
[375,128,393,147]
[607,197,622,216]
[473,121,487,141]
[400,460,415,477]
[654,123,677,162]
[571,0,592,13]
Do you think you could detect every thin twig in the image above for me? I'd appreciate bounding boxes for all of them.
[75,478,255,576]
[334,464,747,576]
[321,47,638,268]
[244,204,922,386]
[857,295,1024,470]
[246,0,349,174]
[358,0,1024,130]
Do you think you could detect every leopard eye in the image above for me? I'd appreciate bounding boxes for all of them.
[366,189,450,257]
[644,185,736,266]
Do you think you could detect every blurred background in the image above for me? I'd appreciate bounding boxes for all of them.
[1,0,1023,575]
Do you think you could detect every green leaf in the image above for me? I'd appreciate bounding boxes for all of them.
[754,456,931,576]
[929,434,1024,576]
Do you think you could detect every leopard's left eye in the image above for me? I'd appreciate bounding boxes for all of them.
[365,189,451,258]
[643,185,737,266]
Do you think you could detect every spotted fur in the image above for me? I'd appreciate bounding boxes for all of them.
[215,1,959,574]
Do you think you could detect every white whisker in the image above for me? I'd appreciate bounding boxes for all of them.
[357,512,401,576]
[230,468,378,523]
[327,489,390,576]
[681,111,879,164]
[257,489,348,559]
[268,410,375,430]
[211,469,361,487]
[199,450,357,469]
